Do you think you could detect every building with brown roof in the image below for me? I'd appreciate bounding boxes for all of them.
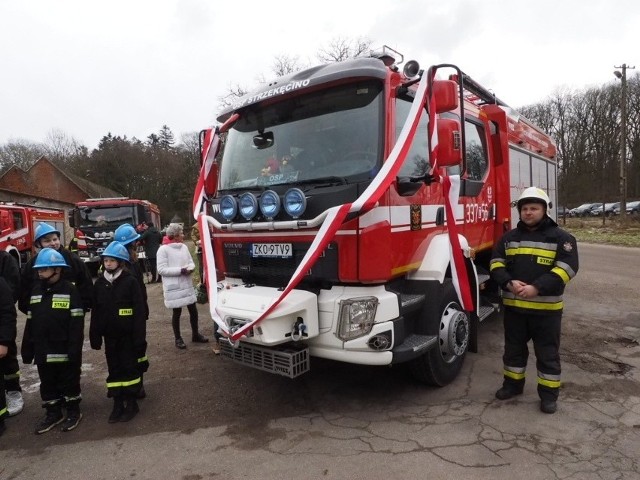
[0,156,122,239]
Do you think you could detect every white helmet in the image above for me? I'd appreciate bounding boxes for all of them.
[517,187,550,210]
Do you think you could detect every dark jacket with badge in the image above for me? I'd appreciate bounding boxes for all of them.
[490,216,579,314]
[0,277,17,354]
[90,269,146,357]
[21,278,85,365]
[19,247,93,315]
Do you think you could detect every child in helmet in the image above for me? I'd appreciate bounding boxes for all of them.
[21,248,85,434]
[19,222,93,315]
[113,223,150,398]
[90,241,146,423]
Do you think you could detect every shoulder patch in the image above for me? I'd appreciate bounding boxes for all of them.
[563,241,573,252]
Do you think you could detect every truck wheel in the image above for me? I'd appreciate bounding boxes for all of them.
[409,280,470,386]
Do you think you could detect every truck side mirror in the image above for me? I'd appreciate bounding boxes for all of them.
[68,209,76,228]
[204,163,219,197]
[433,80,458,113]
[436,118,462,167]
[199,129,222,198]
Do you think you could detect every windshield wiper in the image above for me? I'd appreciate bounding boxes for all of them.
[220,185,268,193]
[296,176,348,187]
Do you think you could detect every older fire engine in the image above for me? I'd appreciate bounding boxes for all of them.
[195,46,558,385]
[0,202,66,267]
[68,198,161,273]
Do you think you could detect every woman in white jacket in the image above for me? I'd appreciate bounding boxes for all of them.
[156,224,209,349]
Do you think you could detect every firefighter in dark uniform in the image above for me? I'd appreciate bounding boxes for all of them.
[90,241,146,423]
[0,275,17,437]
[0,251,23,417]
[19,222,93,316]
[490,187,579,414]
[113,223,149,398]
[21,248,85,433]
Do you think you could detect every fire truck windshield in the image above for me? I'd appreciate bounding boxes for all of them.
[77,206,136,228]
[219,80,384,190]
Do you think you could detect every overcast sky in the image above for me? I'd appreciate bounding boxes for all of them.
[1,0,638,150]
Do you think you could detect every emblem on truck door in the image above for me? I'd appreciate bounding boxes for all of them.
[410,204,422,231]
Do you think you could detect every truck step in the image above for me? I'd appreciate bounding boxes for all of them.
[399,293,426,314]
[392,333,438,363]
[478,303,499,322]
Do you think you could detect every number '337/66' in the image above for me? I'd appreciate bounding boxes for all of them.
[465,203,490,223]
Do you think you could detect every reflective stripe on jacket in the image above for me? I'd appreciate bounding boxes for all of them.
[490,216,579,313]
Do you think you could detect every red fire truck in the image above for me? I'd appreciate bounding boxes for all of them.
[68,197,161,273]
[0,202,66,267]
[197,47,558,385]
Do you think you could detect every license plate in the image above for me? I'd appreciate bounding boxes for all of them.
[251,243,292,258]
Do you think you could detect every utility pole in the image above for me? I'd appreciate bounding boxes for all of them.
[614,64,635,225]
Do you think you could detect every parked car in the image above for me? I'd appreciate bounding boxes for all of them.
[590,202,619,217]
[569,203,598,217]
[612,200,640,215]
[626,200,640,215]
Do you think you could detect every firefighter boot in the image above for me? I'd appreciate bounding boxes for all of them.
[61,403,83,432]
[108,397,125,423]
[495,381,524,400]
[540,389,559,414]
[120,397,139,422]
[540,399,557,414]
[35,404,64,434]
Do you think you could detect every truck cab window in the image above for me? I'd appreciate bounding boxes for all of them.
[12,212,24,230]
[465,120,488,181]
[396,97,429,178]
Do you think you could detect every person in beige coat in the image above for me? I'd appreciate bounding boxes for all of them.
[156,224,208,349]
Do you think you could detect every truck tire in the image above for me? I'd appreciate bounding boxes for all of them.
[409,280,470,386]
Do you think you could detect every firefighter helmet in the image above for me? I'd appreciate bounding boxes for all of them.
[100,241,130,262]
[114,223,140,246]
[33,248,69,269]
[34,222,61,244]
[517,187,550,210]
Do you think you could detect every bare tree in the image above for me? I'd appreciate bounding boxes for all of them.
[0,138,45,172]
[316,36,372,63]
[272,54,304,77]
[43,129,87,164]
[216,36,372,113]
[217,83,250,111]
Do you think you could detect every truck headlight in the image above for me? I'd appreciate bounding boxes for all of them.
[336,296,378,341]
[220,195,238,221]
[283,188,306,218]
[238,192,258,220]
[259,190,281,219]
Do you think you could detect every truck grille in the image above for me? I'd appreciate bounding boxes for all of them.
[223,241,338,288]
[219,340,310,378]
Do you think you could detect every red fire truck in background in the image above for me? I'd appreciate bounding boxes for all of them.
[197,46,558,385]
[68,197,161,274]
[0,202,66,267]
